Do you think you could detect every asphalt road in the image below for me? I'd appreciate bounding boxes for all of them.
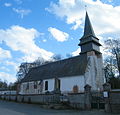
[0,100,113,115]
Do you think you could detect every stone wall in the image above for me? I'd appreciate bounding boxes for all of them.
[68,93,85,109]
[0,84,93,110]
[67,84,92,110]
[0,92,91,110]
[0,93,60,104]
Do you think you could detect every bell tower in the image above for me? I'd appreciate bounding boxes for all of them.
[78,12,104,91]
[78,12,102,54]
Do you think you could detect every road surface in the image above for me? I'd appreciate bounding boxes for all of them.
[0,100,112,115]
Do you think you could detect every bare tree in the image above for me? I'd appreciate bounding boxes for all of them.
[104,39,120,77]
[104,57,115,82]
[16,62,33,82]
[66,53,72,58]
[0,79,8,89]
[52,54,62,61]
[16,57,52,82]
[33,57,49,66]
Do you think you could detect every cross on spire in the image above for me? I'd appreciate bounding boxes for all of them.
[85,5,87,11]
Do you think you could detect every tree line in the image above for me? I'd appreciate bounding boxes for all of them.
[0,80,17,90]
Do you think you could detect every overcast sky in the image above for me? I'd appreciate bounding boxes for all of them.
[0,0,120,83]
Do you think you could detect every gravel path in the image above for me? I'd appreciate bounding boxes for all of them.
[0,100,113,115]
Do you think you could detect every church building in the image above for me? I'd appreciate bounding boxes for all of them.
[19,12,104,94]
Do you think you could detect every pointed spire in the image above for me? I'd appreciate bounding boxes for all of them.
[78,11,102,54]
[82,11,96,38]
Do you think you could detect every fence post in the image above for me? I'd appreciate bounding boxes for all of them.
[84,84,91,110]
[103,83,111,112]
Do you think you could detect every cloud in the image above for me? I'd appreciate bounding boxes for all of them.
[5,60,18,71]
[0,25,53,62]
[108,0,113,3]
[72,48,80,56]
[0,48,12,60]
[47,0,120,37]
[0,66,10,72]
[48,27,69,42]
[42,39,47,42]
[0,72,16,83]
[13,8,31,18]
[4,3,12,7]
[14,0,22,4]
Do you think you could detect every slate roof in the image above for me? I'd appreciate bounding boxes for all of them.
[79,12,101,46]
[82,12,96,38]
[21,54,88,83]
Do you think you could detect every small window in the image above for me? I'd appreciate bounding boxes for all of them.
[45,81,48,90]
[26,83,29,90]
[34,81,37,89]
[58,79,60,90]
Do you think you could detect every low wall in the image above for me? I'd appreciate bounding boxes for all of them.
[0,91,94,110]
[0,93,87,109]
[0,93,61,104]
[68,93,85,109]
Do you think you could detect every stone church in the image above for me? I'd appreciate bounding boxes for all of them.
[19,12,104,94]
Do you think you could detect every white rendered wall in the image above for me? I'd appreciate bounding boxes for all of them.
[84,53,104,91]
[20,76,85,94]
[59,76,85,93]
[96,55,105,89]
[20,79,54,94]
[43,79,54,92]
[19,82,27,94]
[84,56,96,90]
[19,80,42,94]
